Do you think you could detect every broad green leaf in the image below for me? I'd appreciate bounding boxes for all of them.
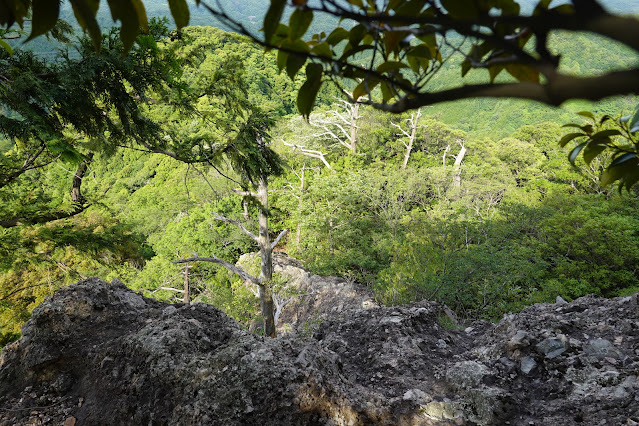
[394,0,428,16]
[629,106,639,133]
[623,168,639,190]
[310,42,332,58]
[167,0,189,29]
[347,0,364,7]
[610,152,637,167]
[461,59,471,77]
[326,27,349,46]
[264,0,286,43]
[352,79,379,100]
[277,50,288,73]
[505,64,539,82]
[297,63,323,118]
[577,110,595,120]
[0,39,13,55]
[348,24,366,47]
[28,0,60,41]
[582,143,606,165]
[380,82,394,102]
[383,31,409,56]
[407,55,420,72]
[376,61,409,74]
[590,129,621,140]
[106,0,144,52]
[70,0,101,49]
[286,53,307,79]
[601,161,636,186]
[441,0,478,18]
[568,142,586,165]
[289,8,313,40]
[407,44,433,59]
[559,132,584,147]
[488,65,504,82]
[131,0,148,32]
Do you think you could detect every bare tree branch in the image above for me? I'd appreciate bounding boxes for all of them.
[173,255,261,285]
[270,228,288,250]
[211,211,259,242]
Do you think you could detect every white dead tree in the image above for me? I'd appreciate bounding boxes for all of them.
[283,141,332,169]
[442,138,467,187]
[309,99,360,154]
[391,107,422,170]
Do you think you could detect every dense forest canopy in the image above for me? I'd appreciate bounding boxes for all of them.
[1,0,639,343]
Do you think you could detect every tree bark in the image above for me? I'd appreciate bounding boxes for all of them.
[183,264,190,305]
[257,176,276,337]
[400,108,422,170]
[350,102,360,154]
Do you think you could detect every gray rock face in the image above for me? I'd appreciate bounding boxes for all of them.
[1,277,639,425]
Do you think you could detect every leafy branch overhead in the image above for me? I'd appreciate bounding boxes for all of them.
[561,104,639,191]
[3,0,639,117]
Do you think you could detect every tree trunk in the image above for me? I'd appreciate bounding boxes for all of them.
[453,143,466,188]
[349,102,359,154]
[401,108,421,171]
[183,264,190,305]
[257,176,276,337]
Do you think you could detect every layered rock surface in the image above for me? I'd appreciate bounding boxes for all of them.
[1,273,638,425]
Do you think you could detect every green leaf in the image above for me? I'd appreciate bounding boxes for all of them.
[310,42,332,58]
[70,0,102,50]
[559,132,584,147]
[352,79,380,100]
[601,161,636,186]
[610,152,637,167]
[582,143,606,165]
[461,59,471,77]
[577,110,595,121]
[286,53,307,79]
[0,39,13,55]
[380,82,394,102]
[505,64,539,82]
[407,44,433,59]
[297,63,323,118]
[629,107,639,133]
[326,27,349,46]
[441,0,478,18]
[348,24,366,47]
[488,65,504,82]
[28,0,60,41]
[376,61,409,74]
[383,31,409,56]
[264,0,286,43]
[568,142,586,165]
[590,129,621,140]
[277,50,288,73]
[395,0,428,16]
[289,8,313,40]
[167,0,189,29]
[106,0,145,52]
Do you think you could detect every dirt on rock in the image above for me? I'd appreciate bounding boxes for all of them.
[1,272,638,425]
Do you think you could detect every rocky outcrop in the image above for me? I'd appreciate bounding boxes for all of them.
[270,253,378,330]
[1,277,638,425]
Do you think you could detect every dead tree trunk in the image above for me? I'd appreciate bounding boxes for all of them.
[392,108,422,170]
[257,176,276,338]
[183,264,190,305]
[309,99,360,154]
